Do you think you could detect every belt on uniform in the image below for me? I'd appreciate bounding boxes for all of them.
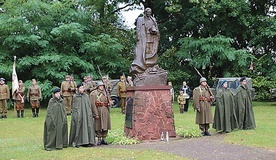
[30,93,39,96]
[199,97,212,102]
[120,90,126,93]
[95,102,109,107]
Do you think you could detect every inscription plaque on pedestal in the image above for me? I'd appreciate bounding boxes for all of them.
[125,97,133,128]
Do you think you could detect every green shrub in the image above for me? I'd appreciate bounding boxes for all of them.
[252,76,276,100]
[107,129,140,145]
[175,127,202,138]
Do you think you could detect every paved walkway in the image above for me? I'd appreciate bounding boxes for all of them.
[108,133,276,160]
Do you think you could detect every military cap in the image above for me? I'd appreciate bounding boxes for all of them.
[120,76,125,80]
[102,76,107,79]
[240,77,246,82]
[19,80,23,83]
[53,87,60,94]
[0,78,5,81]
[83,76,87,80]
[77,82,83,88]
[97,82,104,88]
[200,77,207,83]
[220,80,227,87]
[66,75,71,78]
[127,76,132,79]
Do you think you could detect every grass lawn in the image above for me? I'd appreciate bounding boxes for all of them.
[0,101,275,160]
[223,101,276,149]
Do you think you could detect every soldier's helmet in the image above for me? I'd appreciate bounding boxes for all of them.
[0,78,5,81]
[200,77,207,83]
[97,82,105,88]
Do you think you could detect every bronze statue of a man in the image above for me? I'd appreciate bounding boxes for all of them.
[130,8,160,75]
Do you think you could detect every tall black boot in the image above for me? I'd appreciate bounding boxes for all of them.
[21,110,24,118]
[32,108,36,117]
[17,110,20,118]
[97,137,102,146]
[36,108,39,117]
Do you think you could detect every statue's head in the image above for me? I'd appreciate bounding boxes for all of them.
[144,8,152,17]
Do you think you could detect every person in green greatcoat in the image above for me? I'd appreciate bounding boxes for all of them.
[236,77,256,130]
[43,88,68,151]
[69,83,96,147]
[213,80,238,133]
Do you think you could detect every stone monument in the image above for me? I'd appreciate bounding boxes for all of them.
[124,8,176,140]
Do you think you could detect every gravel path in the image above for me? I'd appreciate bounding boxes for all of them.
[108,133,276,160]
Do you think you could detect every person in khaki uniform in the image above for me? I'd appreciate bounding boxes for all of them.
[82,76,96,95]
[102,76,112,95]
[13,80,25,118]
[27,79,42,117]
[0,78,10,118]
[117,76,127,114]
[60,75,76,115]
[193,77,214,136]
[90,82,111,145]
[177,91,186,114]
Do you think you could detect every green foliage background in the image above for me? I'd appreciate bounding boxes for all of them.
[0,0,275,102]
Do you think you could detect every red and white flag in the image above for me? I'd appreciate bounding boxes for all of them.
[12,56,19,95]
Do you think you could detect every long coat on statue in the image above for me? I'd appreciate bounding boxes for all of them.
[69,93,95,147]
[213,87,238,132]
[43,97,68,151]
[236,85,256,130]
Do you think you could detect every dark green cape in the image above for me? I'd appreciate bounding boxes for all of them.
[69,93,95,147]
[43,97,68,151]
[213,87,238,132]
[236,85,256,129]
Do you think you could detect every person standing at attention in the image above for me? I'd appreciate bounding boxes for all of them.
[177,91,186,114]
[27,79,42,117]
[13,80,25,118]
[193,77,214,136]
[213,80,238,133]
[90,82,111,145]
[117,76,127,114]
[168,81,174,105]
[69,83,95,148]
[236,77,256,130]
[60,75,76,115]
[44,88,68,151]
[0,78,10,119]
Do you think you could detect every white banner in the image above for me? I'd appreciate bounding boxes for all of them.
[12,56,19,95]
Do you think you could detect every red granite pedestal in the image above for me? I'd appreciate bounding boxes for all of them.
[124,86,176,140]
